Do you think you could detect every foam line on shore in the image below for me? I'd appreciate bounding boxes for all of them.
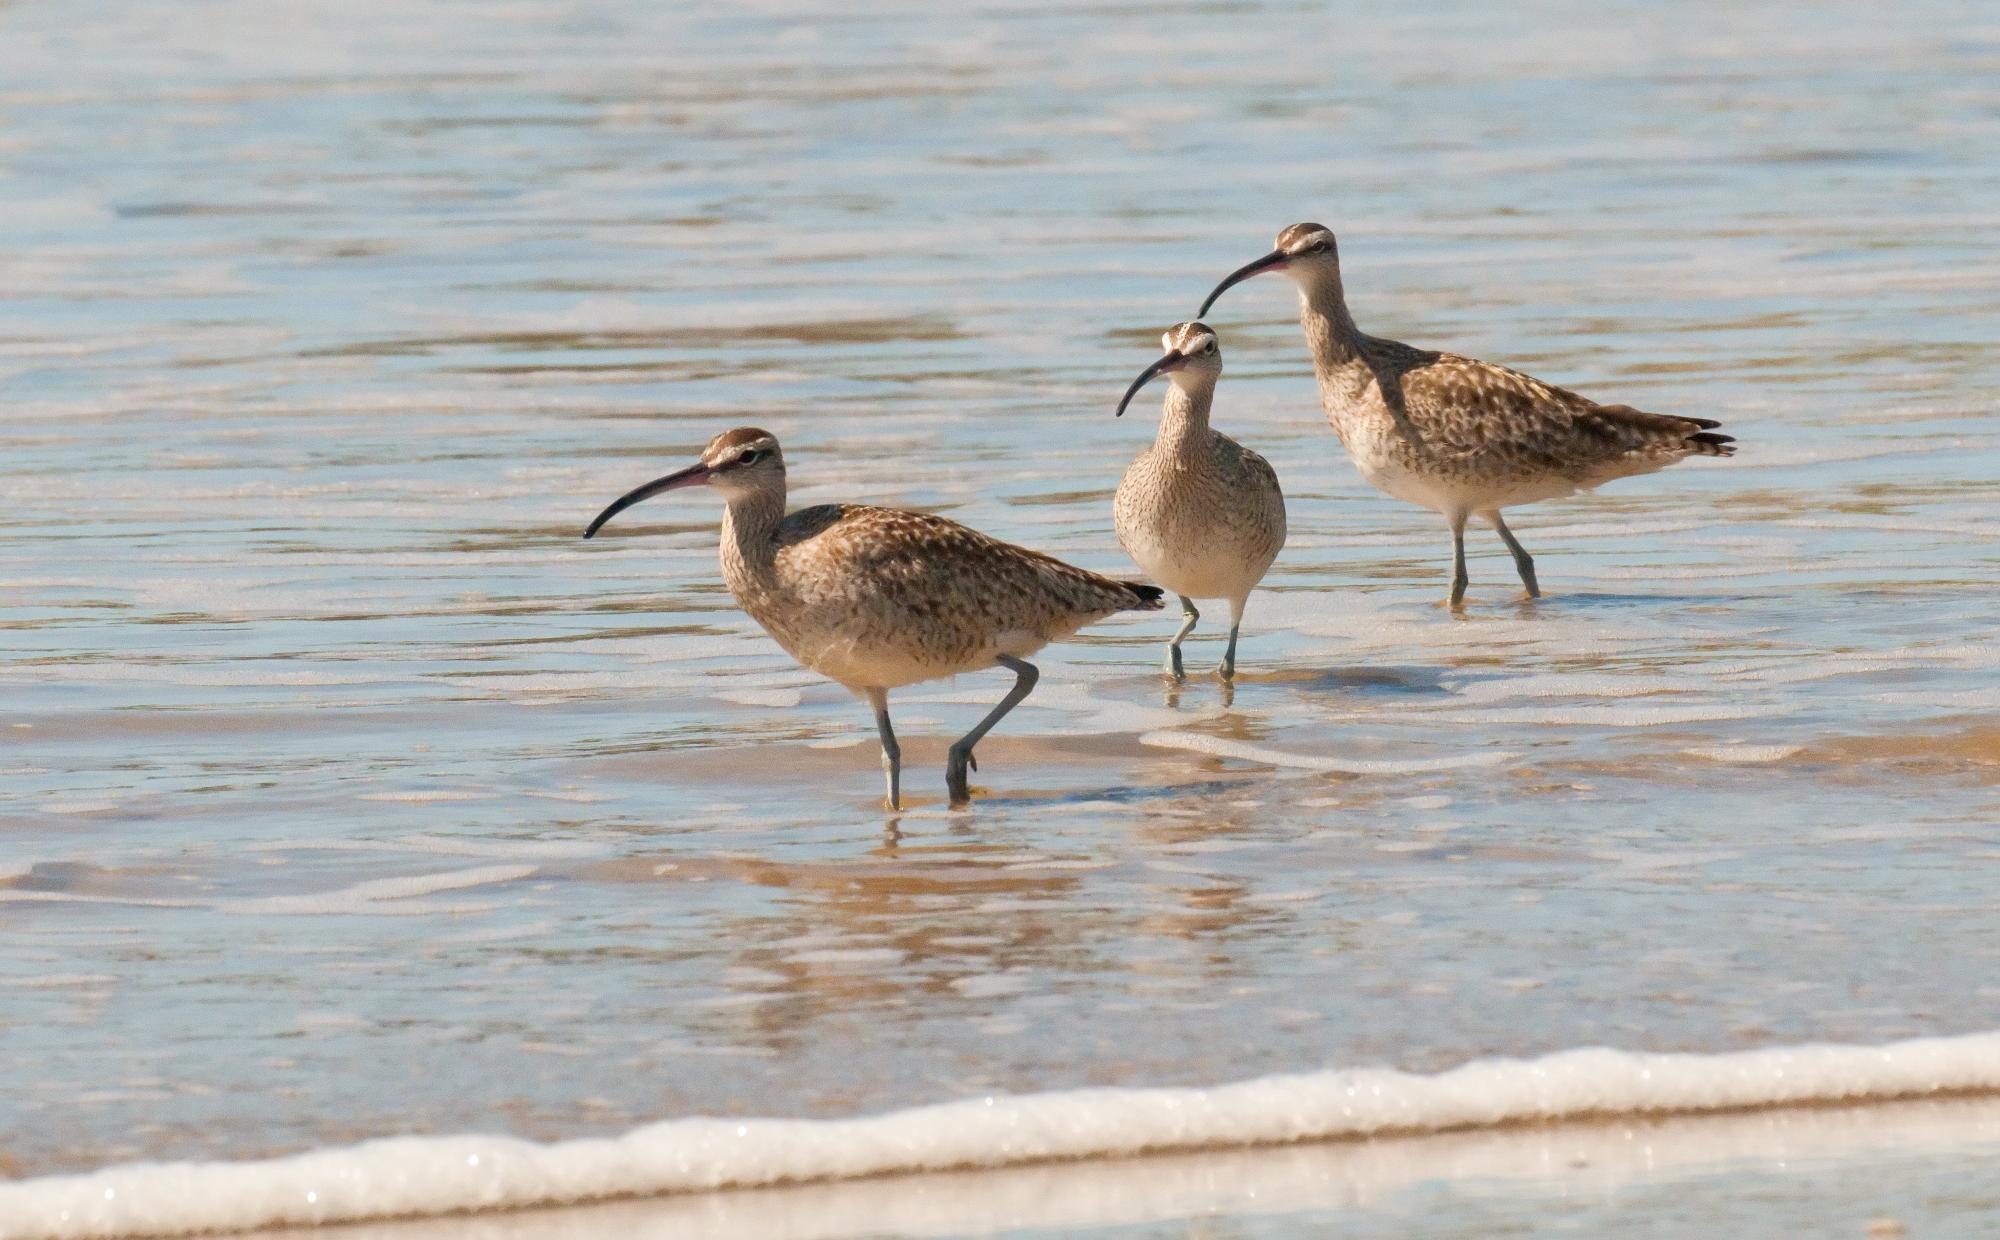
[1138,729,1512,774]
[6,1031,2000,1239]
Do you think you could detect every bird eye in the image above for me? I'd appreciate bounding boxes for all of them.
[1202,339,1217,354]
[737,449,761,465]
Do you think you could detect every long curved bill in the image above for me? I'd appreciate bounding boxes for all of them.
[583,463,709,539]
[1196,249,1289,317]
[1115,351,1185,417]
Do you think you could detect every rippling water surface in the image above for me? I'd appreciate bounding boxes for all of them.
[3,0,1998,1228]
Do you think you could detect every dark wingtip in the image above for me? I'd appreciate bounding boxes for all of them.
[1689,431,1737,457]
[1126,583,1167,609]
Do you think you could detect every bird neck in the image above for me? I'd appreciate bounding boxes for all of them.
[718,483,786,593]
[1297,268,1365,369]
[1155,382,1213,462]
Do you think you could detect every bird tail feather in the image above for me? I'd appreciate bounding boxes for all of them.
[1591,404,1737,458]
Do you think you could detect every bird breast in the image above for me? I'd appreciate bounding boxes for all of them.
[1114,437,1285,601]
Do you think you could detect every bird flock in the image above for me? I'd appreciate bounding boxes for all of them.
[585,223,1737,810]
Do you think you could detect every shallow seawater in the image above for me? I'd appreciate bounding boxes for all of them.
[2,0,1998,1229]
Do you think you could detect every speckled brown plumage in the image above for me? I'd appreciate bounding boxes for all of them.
[726,496,1163,691]
[1300,315,1734,506]
[1112,322,1286,680]
[584,427,1163,809]
[1201,223,1737,606]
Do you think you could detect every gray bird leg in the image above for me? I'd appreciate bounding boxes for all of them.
[1484,509,1540,598]
[1218,595,1247,681]
[1167,595,1200,681]
[865,687,901,810]
[946,655,1039,806]
[1448,511,1470,610]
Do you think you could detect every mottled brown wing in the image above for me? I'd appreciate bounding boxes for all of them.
[772,503,854,546]
[1390,352,1591,455]
[1237,443,1284,499]
[780,505,1161,616]
[1392,352,1728,469]
[1228,439,1288,531]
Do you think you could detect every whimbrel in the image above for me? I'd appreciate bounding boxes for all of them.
[1112,321,1286,681]
[584,427,1164,809]
[1198,223,1736,608]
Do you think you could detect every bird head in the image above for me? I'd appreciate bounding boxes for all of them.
[583,427,785,538]
[1197,222,1338,316]
[1115,322,1223,417]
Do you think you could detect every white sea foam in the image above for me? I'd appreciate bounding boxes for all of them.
[460,1095,1997,1240]
[1868,686,2000,709]
[1447,671,1707,703]
[1442,702,1785,727]
[714,687,805,708]
[1140,730,1512,775]
[216,865,538,916]
[12,1031,1995,1239]
[437,670,704,697]
[10,973,119,990]
[242,836,602,861]
[1684,744,1803,764]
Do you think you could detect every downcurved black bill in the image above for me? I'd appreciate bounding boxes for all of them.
[1115,351,1185,417]
[1197,249,1288,317]
[583,464,709,539]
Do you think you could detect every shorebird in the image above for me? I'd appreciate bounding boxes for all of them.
[1112,321,1286,681]
[1197,223,1736,608]
[583,427,1165,809]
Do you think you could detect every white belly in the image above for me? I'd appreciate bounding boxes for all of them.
[779,631,1040,691]
[1343,419,1582,515]
[1352,450,1457,514]
[1119,528,1258,601]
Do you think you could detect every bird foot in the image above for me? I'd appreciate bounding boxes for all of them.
[946,748,978,806]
